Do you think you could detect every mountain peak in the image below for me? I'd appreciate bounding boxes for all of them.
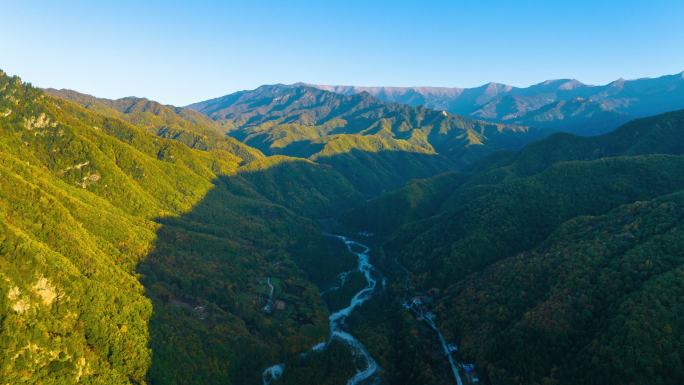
[608,78,627,88]
[558,79,585,90]
[534,78,585,91]
[481,82,513,95]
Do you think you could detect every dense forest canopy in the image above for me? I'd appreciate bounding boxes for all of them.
[2,67,684,385]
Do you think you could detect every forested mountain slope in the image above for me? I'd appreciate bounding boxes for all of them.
[6,64,684,385]
[188,84,542,162]
[348,108,684,233]
[443,191,684,385]
[343,108,684,385]
[44,88,262,161]
[0,71,362,385]
[187,84,554,194]
[317,71,684,136]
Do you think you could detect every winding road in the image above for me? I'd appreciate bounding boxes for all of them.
[403,298,464,385]
[262,277,275,313]
[394,249,466,385]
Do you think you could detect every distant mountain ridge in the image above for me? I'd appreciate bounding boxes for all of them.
[187,83,543,162]
[187,83,552,195]
[313,71,684,135]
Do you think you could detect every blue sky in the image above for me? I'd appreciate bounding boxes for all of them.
[2,0,683,105]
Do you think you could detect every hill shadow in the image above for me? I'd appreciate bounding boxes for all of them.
[135,149,453,385]
[137,174,343,385]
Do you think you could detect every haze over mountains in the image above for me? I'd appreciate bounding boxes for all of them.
[3,66,684,385]
[315,71,684,136]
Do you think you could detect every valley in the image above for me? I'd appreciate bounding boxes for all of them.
[4,2,684,384]
[262,235,382,385]
[2,66,684,385]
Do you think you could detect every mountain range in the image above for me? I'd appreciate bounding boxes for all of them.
[186,83,541,161]
[2,67,684,385]
[315,71,684,136]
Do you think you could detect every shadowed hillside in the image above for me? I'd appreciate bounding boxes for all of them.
[0,70,460,384]
[137,172,352,385]
[341,108,684,385]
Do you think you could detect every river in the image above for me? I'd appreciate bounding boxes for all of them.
[262,235,468,385]
[262,235,381,385]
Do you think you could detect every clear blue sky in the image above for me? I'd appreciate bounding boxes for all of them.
[2,0,683,105]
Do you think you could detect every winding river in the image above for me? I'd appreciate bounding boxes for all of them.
[262,235,381,385]
[262,235,470,385]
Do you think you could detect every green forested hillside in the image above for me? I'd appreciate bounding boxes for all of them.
[45,88,262,161]
[188,84,542,163]
[5,64,684,385]
[342,108,684,385]
[187,84,552,195]
[0,71,362,385]
[389,154,684,288]
[443,191,684,385]
[348,108,684,236]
